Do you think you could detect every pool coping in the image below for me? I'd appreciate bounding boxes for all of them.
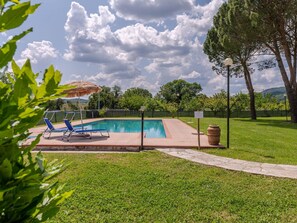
[27,118,224,151]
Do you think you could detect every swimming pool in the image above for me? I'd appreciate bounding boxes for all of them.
[80,119,166,138]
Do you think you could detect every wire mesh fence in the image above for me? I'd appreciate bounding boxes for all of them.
[39,109,291,124]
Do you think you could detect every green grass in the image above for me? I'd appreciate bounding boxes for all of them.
[46,151,297,223]
[179,117,297,165]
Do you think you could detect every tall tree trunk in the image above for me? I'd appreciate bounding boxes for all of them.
[242,62,257,120]
[248,89,257,120]
[273,41,297,122]
[287,87,297,123]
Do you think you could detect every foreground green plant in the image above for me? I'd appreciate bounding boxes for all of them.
[0,61,73,222]
[0,1,73,222]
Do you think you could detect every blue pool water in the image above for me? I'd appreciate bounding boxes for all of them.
[80,119,166,138]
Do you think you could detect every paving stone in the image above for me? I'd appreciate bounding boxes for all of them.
[157,148,297,179]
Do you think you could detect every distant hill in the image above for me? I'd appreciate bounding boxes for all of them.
[261,87,286,100]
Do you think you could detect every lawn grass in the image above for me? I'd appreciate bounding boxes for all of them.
[46,151,297,223]
[179,117,297,165]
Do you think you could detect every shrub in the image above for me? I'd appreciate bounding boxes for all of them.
[0,1,73,222]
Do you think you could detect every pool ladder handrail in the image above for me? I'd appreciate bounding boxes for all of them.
[44,110,77,122]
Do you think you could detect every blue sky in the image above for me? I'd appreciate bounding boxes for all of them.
[6,0,284,95]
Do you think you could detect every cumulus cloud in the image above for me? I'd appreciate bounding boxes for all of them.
[63,1,227,94]
[64,2,116,62]
[251,67,283,92]
[131,76,160,92]
[70,74,82,80]
[179,71,201,80]
[206,74,226,91]
[110,0,194,22]
[20,40,58,64]
[259,69,276,82]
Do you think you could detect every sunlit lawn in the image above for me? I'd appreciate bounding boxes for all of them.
[179,117,297,165]
[44,116,297,222]
[46,152,297,223]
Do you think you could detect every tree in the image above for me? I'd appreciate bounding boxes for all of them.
[164,102,179,118]
[66,100,79,110]
[245,0,297,122]
[119,95,148,110]
[183,94,208,111]
[112,85,122,108]
[205,90,227,116]
[255,93,281,111]
[144,98,163,111]
[119,87,152,110]
[112,85,122,98]
[230,92,249,112]
[88,92,99,109]
[46,98,64,110]
[0,1,73,222]
[157,79,202,109]
[123,87,152,98]
[88,86,116,109]
[204,0,258,120]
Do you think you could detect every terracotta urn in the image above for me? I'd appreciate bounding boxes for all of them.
[207,125,221,145]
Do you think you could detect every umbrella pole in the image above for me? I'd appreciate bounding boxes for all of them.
[79,96,84,130]
[80,109,83,129]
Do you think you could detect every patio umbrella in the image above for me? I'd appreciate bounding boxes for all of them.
[63,81,102,127]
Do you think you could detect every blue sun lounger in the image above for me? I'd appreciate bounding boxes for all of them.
[63,119,110,141]
[43,118,68,139]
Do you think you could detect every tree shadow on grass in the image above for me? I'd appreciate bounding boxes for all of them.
[233,118,297,130]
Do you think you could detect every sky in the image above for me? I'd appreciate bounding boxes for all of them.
[4,0,284,95]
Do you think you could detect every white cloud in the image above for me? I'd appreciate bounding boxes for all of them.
[87,72,112,82]
[64,2,88,33]
[20,40,58,64]
[63,1,228,94]
[251,68,283,92]
[259,69,276,82]
[64,2,116,63]
[131,75,160,92]
[179,71,201,79]
[110,0,194,22]
[206,74,226,91]
[70,74,82,80]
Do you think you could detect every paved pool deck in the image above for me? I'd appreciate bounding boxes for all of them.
[27,118,223,151]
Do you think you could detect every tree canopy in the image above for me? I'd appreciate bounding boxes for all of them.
[157,79,202,109]
[122,87,152,98]
[206,0,297,122]
[204,0,258,120]
[88,86,119,109]
[119,87,152,110]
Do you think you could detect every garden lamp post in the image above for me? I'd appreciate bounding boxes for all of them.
[284,94,288,121]
[224,58,233,148]
[139,106,146,151]
[176,93,180,118]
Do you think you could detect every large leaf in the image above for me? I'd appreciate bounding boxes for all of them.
[0,159,12,180]
[12,60,38,106]
[0,2,40,32]
[0,1,20,6]
[0,186,16,201]
[36,65,64,99]
[0,28,32,69]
